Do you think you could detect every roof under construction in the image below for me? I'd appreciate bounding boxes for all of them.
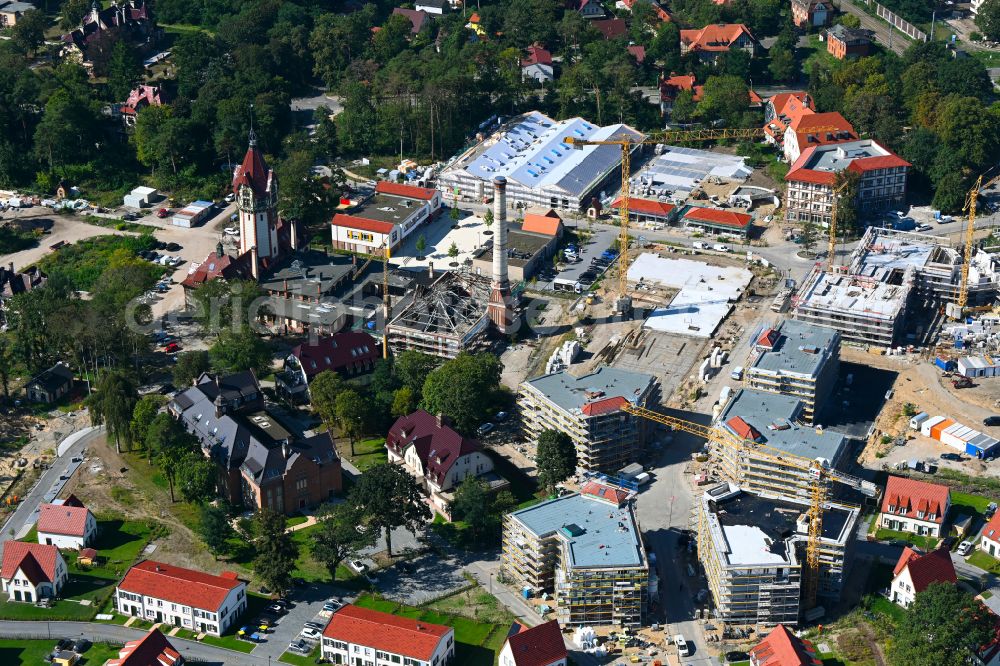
[386,271,492,356]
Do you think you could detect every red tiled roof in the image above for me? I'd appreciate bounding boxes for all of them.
[58,494,85,508]
[764,92,815,139]
[893,547,957,593]
[180,251,252,290]
[504,620,568,666]
[784,166,836,186]
[291,332,379,379]
[750,624,821,666]
[593,18,627,40]
[232,144,272,197]
[106,628,183,666]
[984,512,1000,542]
[627,45,646,63]
[323,604,451,660]
[680,23,755,51]
[331,213,395,235]
[376,181,437,201]
[757,328,780,349]
[581,481,630,506]
[522,212,562,236]
[79,548,97,560]
[684,207,752,228]
[847,154,911,172]
[118,560,244,611]
[522,44,553,67]
[38,503,91,537]
[881,476,949,525]
[788,112,857,151]
[726,416,762,441]
[612,197,676,218]
[385,410,482,486]
[1,541,60,585]
[581,395,628,416]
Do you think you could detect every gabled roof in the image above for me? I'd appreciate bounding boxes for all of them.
[26,363,74,394]
[613,197,676,217]
[757,328,781,349]
[521,211,563,236]
[684,207,752,228]
[121,84,170,115]
[726,415,762,441]
[0,265,46,300]
[580,395,627,416]
[106,628,183,666]
[764,92,815,140]
[376,181,438,201]
[331,213,395,235]
[118,560,244,611]
[627,45,646,63]
[322,604,451,660]
[522,44,553,67]
[385,410,481,486]
[893,547,957,593]
[881,476,949,525]
[580,481,630,506]
[38,503,91,537]
[592,18,626,40]
[504,620,568,666]
[983,512,1000,542]
[1,541,61,585]
[392,7,429,34]
[680,23,756,52]
[232,141,275,198]
[750,624,821,666]
[180,251,252,290]
[290,332,379,379]
[659,73,704,102]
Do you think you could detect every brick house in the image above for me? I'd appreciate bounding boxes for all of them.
[879,476,950,538]
[791,0,832,28]
[889,547,956,607]
[826,24,875,60]
[680,24,759,64]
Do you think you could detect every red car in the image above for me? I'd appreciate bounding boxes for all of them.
[156,208,170,218]
[164,342,180,353]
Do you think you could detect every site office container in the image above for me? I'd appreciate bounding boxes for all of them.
[921,415,947,437]
[966,434,999,457]
[941,424,975,450]
[909,413,930,430]
[930,419,956,440]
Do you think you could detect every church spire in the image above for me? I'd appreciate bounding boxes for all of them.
[248,103,257,147]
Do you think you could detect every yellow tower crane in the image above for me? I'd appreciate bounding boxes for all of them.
[621,403,879,610]
[956,172,1000,317]
[566,126,843,313]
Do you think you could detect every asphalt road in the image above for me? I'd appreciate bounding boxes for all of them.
[1,426,104,541]
[0,621,268,665]
[833,0,911,55]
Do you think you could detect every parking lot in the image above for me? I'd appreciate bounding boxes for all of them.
[533,227,617,292]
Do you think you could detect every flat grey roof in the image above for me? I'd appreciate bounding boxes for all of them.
[472,228,551,267]
[510,493,645,569]
[719,389,849,463]
[355,193,426,224]
[751,320,838,379]
[803,139,891,173]
[524,366,655,415]
[262,254,354,294]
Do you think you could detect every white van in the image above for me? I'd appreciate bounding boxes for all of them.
[553,278,582,294]
[674,635,690,657]
[712,243,730,252]
[692,241,707,250]
[730,366,744,380]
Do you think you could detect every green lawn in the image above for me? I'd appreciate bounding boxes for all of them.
[347,437,388,472]
[800,34,840,74]
[199,632,257,653]
[353,592,509,665]
[286,515,310,528]
[0,639,121,665]
[867,594,907,625]
[968,550,1000,574]
[951,491,992,515]
[280,645,321,665]
[874,528,939,551]
[0,597,99,620]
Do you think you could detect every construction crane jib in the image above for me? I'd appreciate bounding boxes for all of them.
[621,403,878,610]
[957,172,1000,315]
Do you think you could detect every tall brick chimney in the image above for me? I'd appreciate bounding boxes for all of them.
[487,177,512,333]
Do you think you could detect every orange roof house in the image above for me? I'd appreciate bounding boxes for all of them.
[521,209,563,236]
[750,624,822,666]
[321,605,454,663]
[611,197,676,220]
[105,628,183,666]
[680,23,758,62]
[763,92,815,144]
[880,476,949,526]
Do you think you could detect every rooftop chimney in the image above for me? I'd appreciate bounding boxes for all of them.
[488,177,513,333]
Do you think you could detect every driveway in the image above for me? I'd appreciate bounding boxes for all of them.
[1,426,104,540]
[251,580,356,662]
[0,621,268,665]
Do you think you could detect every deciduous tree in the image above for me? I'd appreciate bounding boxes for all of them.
[309,370,344,432]
[311,504,374,582]
[209,326,272,376]
[200,503,234,557]
[889,583,995,666]
[335,388,367,456]
[252,510,299,595]
[349,463,430,557]
[173,350,211,388]
[88,371,138,454]
[420,353,502,435]
[536,429,577,493]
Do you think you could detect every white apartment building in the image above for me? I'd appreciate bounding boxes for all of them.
[116,560,247,636]
[321,604,455,666]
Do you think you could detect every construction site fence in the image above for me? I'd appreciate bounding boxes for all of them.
[854,0,928,41]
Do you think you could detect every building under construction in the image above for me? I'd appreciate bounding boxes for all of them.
[697,482,859,625]
[385,270,493,359]
[793,228,1000,346]
[501,482,650,628]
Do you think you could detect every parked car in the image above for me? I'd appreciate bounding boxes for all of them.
[224,227,239,235]
[958,540,974,556]
[692,241,707,250]
[304,621,325,630]
[477,422,495,436]
[953,377,974,389]
[674,635,690,657]
[300,627,322,641]
[164,342,180,354]
[495,411,508,422]
[940,452,963,461]
[266,603,286,615]
[165,242,181,252]
[348,559,367,574]
[984,416,1000,427]
[712,243,730,252]
[156,208,170,218]
[288,639,310,655]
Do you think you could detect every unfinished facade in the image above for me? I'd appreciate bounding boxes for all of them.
[501,482,650,627]
[744,320,840,423]
[793,228,1000,346]
[518,367,658,474]
[385,271,493,359]
[697,483,859,624]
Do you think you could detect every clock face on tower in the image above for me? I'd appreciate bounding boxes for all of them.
[238,185,254,211]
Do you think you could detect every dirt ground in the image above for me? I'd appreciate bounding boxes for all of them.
[62,433,226,575]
